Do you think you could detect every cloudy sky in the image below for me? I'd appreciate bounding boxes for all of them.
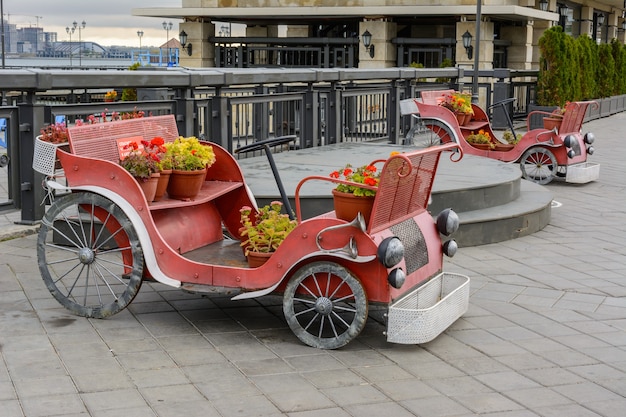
[3,0,184,47]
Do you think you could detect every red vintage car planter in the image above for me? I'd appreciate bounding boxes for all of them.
[33,115,469,349]
[401,90,599,185]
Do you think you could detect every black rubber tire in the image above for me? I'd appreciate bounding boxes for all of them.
[520,147,558,185]
[283,261,368,349]
[37,192,144,318]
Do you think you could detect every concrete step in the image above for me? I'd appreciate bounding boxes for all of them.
[238,143,552,247]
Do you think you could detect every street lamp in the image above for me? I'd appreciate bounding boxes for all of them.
[137,30,144,61]
[462,30,473,59]
[73,20,86,67]
[66,25,75,67]
[163,21,172,65]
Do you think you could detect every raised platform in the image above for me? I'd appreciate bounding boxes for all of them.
[237,142,553,247]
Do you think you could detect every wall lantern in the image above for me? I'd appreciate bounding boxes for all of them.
[597,13,605,26]
[361,30,375,58]
[462,30,473,60]
[539,0,548,12]
[179,30,192,56]
[558,5,569,17]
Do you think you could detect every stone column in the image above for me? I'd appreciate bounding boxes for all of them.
[532,20,552,68]
[456,19,494,71]
[502,21,533,70]
[358,20,397,69]
[178,21,215,68]
[608,12,618,42]
[579,7,593,38]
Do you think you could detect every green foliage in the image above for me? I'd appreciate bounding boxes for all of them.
[119,152,158,180]
[597,44,615,98]
[577,35,598,100]
[121,63,141,101]
[538,27,626,104]
[611,39,626,95]
[239,202,297,254]
[163,136,216,171]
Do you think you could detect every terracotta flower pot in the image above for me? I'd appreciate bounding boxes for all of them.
[136,173,160,203]
[543,116,563,131]
[153,169,172,202]
[332,189,375,225]
[468,142,493,151]
[455,112,467,126]
[492,143,515,152]
[167,168,207,200]
[246,251,272,268]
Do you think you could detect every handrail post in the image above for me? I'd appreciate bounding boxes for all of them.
[211,91,231,152]
[388,80,402,144]
[17,97,47,224]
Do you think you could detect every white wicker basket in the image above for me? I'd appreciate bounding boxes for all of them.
[386,272,469,344]
[33,136,68,176]
[565,162,600,184]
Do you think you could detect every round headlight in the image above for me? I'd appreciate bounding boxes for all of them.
[377,236,404,268]
[584,132,595,144]
[443,239,458,257]
[587,146,595,155]
[563,135,576,148]
[388,268,406,289]
[436,208,460,236]
[567,149,576,159]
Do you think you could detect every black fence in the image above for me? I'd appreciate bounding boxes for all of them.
[1,66,542,223]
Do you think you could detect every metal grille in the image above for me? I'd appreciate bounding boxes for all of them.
[67,115,179,162]
[390,219,428,275]
[33,138,65,176]
[369,151,439,233]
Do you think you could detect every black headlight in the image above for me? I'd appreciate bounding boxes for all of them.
[388,268,406,289]
[584,132,595,144]
[443,239,458,257]
[563,135,576,148]
[377,236,404,268]
[436,208,459,236]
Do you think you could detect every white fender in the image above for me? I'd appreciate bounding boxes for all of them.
[45,181,181,288]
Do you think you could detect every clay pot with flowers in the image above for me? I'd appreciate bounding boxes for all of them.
[163,136,216,200]
[329,163,381,224]
[119,142,160,202]
[104,90,118,102]
[143,136,172,202]
[441,92,474,125]
[239,201,298,267]
[466,130,495,150]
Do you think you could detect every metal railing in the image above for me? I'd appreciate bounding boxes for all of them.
[1,66,543,223]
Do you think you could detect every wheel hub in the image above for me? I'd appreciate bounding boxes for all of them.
[78,247,95,264]
[314,297,333,316]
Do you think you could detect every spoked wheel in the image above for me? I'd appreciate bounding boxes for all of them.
[404,117,444,148]
[283,262,368,349]
[520,147,558,185]
[37,192,144,318]
[421,119,456,145]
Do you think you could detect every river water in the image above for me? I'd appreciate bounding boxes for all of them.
[1,56,172,69]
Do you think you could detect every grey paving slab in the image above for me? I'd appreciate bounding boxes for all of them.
[1,113,625,417]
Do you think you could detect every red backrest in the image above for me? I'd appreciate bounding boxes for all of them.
[420,90,455,105]
[368,145,449,234]
[67,115,179,162]
[560,101,590,134]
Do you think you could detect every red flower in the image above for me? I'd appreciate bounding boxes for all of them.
[151,136,165,146]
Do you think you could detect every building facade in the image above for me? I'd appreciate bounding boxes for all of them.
[134,1,624,70]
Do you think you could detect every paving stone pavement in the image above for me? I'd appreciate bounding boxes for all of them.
[0,113,625,417]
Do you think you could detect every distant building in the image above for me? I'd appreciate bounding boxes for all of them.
[133,0,625,69]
